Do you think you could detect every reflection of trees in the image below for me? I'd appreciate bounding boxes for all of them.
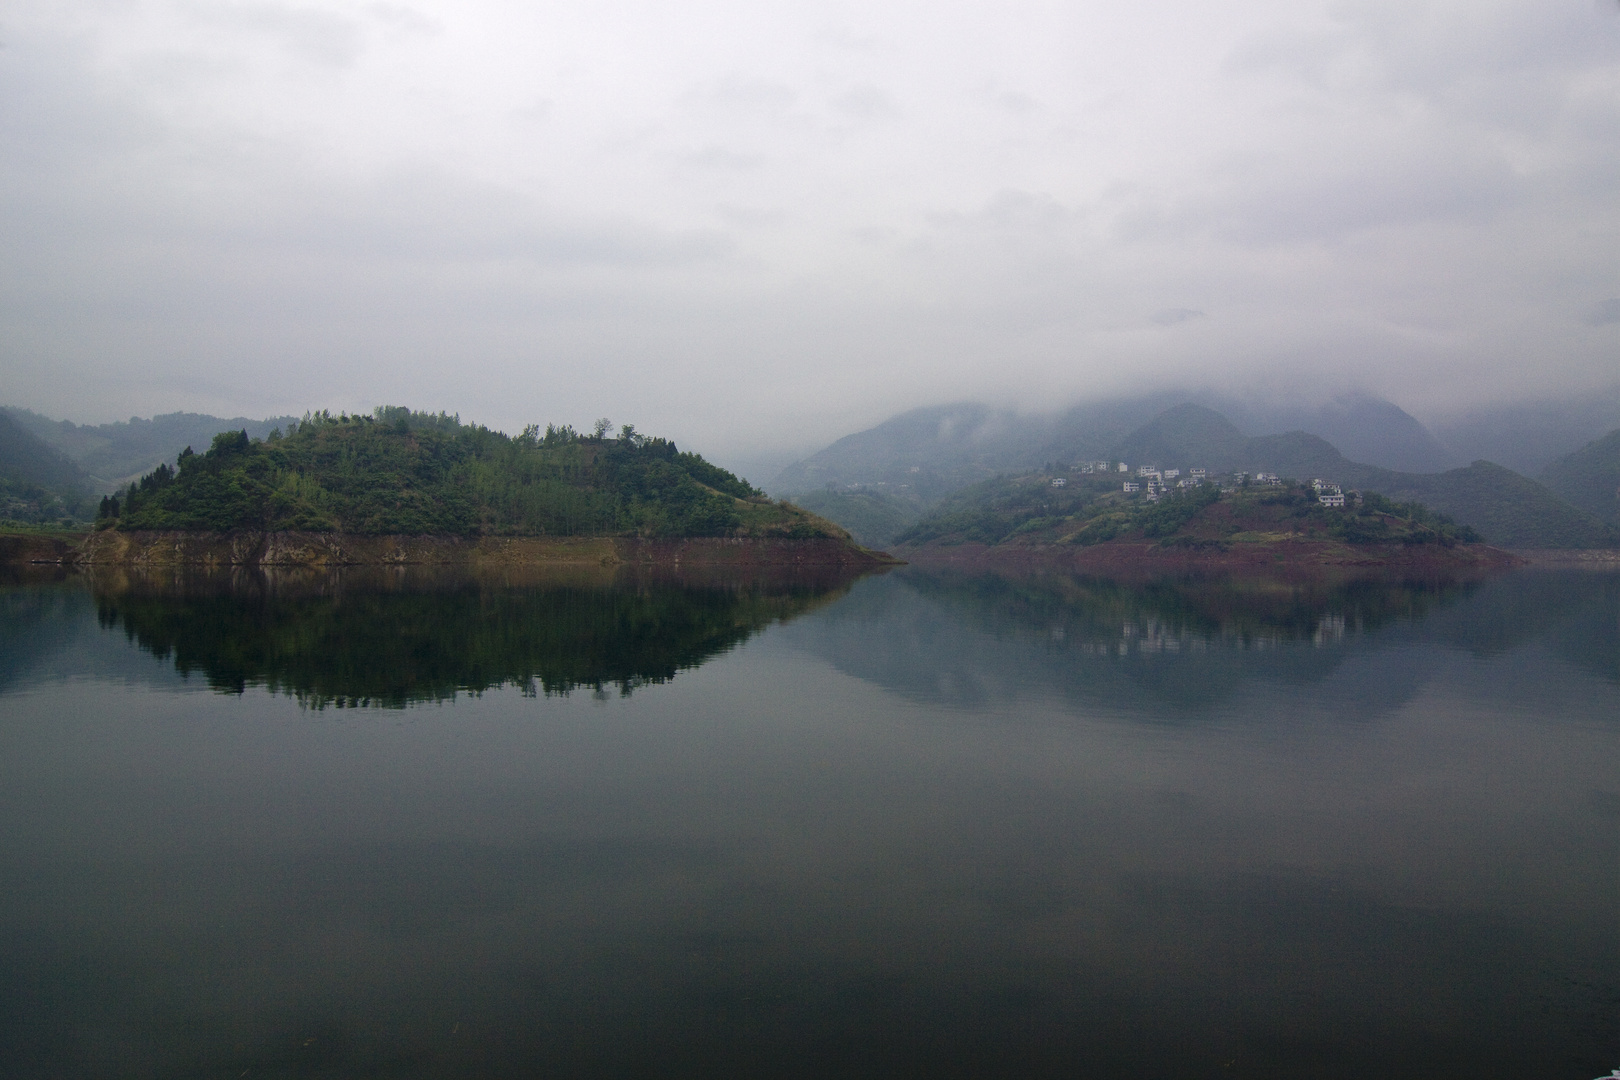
[91,567,857,707]
[900,569,1477,653]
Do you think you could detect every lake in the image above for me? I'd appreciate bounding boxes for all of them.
[1,564,1616,1078]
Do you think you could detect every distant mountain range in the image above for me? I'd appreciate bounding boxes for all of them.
[1539,428,1620,527]
[775,397,1620,550]
[0,411,95,523]
[2,407,300,489]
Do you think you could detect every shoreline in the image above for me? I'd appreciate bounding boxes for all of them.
[5,529,900,571]
[890,538,1529,580]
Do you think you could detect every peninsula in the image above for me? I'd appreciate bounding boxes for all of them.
[61,408,891,570]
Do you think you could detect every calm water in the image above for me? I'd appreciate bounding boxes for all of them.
[1,564,1616,1079]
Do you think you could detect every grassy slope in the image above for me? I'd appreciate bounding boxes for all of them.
[106,409,850,541]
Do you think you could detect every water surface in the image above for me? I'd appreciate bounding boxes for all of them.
[1,565,1616,1078]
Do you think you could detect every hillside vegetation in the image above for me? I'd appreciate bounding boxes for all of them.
[896,473,1482,551]
[4,407,300,487]
[1092,405,1617,549]
[781,399,1618,550]
[100,408,846,540]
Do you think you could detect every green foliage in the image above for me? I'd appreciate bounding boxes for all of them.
[898,470,1491,551]
[106,407,797,538]
[896,474,1123,546]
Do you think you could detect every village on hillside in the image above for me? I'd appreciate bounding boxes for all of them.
[1061,461,1349,506]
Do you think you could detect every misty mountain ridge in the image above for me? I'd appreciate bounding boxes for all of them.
[1428,385,1620,476]
[3,407,301,489]
[780,399,1619,549]
[772,391,1456,501]
[1540,429,1620,526]
[0,412,95,522]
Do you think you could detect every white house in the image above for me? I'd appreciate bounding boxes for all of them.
[1123,481,1140,492]
[1319,493,1345,507]
[1118,462,1129,472]
[1051,477,1067,487]
[1163,469,1180,479]
[1189,468,1207,480]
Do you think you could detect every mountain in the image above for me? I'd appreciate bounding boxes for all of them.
[3,407,302,488]
[0,412,94,522]
[103,407,848,541]
[1428,387,1620,476]
[769,402,1038,502]
[788,489,922,549]
[770,394,1210,501]
[1539,429,1620,526]
[772,392,1453,505]
[1217,393,1455,472]
[0,412,92,494]
[1370,462,1616,549]
[1105,404,1616,549]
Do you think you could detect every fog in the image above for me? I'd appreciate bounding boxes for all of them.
[2,0,1617,471]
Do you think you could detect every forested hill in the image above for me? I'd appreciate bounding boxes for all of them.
[101,408,847,540]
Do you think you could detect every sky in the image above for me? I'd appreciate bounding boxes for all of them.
[2,0,1617,475]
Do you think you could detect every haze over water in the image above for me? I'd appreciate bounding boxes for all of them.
[1,566,1616,1078]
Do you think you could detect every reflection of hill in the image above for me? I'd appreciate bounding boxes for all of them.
[782,569,1483,718]
[90,567,856,707]
[786,567,1620,719]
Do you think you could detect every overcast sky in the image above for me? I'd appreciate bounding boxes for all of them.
[2,0,1617,471]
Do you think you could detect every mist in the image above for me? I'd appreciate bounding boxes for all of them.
[3,0,1618,471]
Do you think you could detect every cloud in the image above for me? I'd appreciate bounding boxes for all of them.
[1586,299,1620,327]
[2,0,1618,464]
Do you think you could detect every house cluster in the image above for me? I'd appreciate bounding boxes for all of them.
[1057,461,1358,509]
[1122,464,1211,501]
[1312,478,1347,507]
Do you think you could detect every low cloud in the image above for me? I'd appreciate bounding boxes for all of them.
[2,0,1618,464]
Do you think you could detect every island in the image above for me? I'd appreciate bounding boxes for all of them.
[890,470,1522,576]
[58,408,894,570]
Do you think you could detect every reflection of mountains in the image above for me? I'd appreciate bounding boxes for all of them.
[783,568,1620,717]
[89,567,858,707]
